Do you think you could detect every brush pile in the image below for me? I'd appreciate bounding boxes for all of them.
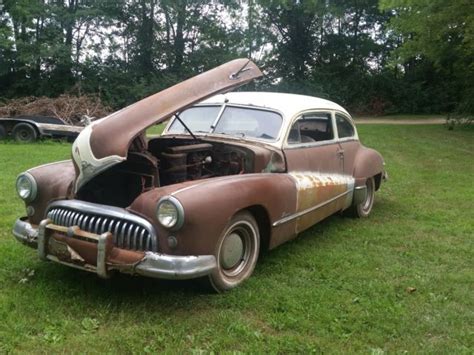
[0,95,112,125]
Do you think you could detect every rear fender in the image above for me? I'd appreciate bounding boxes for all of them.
[352,146,384,186]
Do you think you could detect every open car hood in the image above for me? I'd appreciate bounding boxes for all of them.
[72,59,262,192]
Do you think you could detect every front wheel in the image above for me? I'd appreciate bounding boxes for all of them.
[208,211,260,292]
[347,177,375,218]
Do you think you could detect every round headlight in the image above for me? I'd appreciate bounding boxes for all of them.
[16,173,37,201]
[156,196,184,230]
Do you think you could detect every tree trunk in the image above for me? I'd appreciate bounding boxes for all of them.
[171,1,186,74]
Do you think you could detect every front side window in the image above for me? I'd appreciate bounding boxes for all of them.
[335,114,355,139]
[287,112,334,144]
[167,105,282,142]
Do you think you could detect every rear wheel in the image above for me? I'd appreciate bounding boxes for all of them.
[208,211,260,292]
[347,177,375,218]
[12,123,37,142]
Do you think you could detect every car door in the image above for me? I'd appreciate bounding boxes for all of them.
[334,112,359,175]
[283,111,353,233]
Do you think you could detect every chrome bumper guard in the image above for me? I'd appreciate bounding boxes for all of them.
[13,218,217,280]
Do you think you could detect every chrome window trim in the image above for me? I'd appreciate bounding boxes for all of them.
[283,109,337,149]
[283,139,339,150]
[334,111,358,141]
[337,137,359,143]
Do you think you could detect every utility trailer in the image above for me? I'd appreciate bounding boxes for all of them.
[0,116,83,142]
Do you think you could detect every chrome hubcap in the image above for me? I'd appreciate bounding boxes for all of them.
[220,232,244,269]
[362,180,374,212]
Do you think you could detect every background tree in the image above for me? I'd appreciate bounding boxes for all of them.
[380,0,474,115]
[0,0,472,118]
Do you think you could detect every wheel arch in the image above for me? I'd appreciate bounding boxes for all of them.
[374,172,383,191]
[243,205,271,253]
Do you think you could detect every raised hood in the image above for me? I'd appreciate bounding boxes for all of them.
[72,59,262,192]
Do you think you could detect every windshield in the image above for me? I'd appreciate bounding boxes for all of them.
[168,105,282,141]
[168,106,221,133]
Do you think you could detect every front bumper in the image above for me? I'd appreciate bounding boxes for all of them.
[13,217,217,280]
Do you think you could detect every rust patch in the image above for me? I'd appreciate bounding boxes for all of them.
[289,172,355,233]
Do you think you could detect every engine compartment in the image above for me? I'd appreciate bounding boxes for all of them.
[76,136,264,208]
[150,138,254,185]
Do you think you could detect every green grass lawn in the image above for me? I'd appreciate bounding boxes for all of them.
[147,123,166,136]
[354,114,446,120]
[0,125,473,353]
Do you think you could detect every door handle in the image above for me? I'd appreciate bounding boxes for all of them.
[337,149,344,158]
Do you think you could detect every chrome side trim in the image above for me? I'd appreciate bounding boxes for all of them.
[47,199,158,252]
[272,189,352,227]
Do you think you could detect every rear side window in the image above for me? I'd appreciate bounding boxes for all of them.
[335,114,355,139]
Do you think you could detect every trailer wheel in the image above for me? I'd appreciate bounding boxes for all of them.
[12,123,37,142]
[0,124,6,140]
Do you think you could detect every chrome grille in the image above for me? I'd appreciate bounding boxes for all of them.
[46,200,158,252]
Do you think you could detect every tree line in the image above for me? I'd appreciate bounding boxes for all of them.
[0,0,472,116]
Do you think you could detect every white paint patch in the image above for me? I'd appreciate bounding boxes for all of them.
[289,172,355,212]
[72,124,125,193]
[289,172,355,190]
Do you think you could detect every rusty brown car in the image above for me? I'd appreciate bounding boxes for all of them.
[13,59,387,292]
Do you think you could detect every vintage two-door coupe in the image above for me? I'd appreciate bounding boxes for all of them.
[13,59,386,291]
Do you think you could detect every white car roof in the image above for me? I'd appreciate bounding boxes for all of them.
[164,91,356,149]
[200,92,351,120]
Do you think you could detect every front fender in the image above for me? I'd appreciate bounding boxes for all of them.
[23,160,76,224]
[130,174,297,256]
